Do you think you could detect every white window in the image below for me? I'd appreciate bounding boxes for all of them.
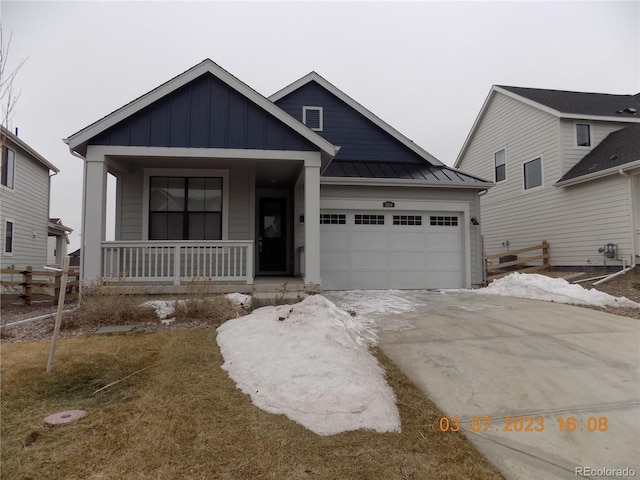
[4,220,14,254]
[524,157,543,190]
[576,124,591,147]
[303,106,323,131]
[430,216,458,226]
[1,146,15,189]
[393,215,422,226]
[355,214,384,225]
[494,149,506,182]
[320,214,346,225]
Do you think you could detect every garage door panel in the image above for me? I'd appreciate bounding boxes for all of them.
[351,231,387,250]
[321,251,349,270]
[426,231,462,252]
[389,271,426,289]
[389,252,425,269]
[426,271,461,289]
[388,232,425,250]
[350,272,388,290]
[427,252,463,270]
[320,231,349,250]
[351,251,388,269]
[322,272,349,291]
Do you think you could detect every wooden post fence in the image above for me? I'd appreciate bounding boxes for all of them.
[485,241,550,282]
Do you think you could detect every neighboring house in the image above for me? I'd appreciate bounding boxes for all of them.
[455,85,640,270]
[47,218,74,266]
[64,59,491,292]
[1,126,67,274]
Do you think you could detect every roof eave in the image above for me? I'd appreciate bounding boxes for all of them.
[555,159,640,187]
[1,126,60,173]
[271,72,445,167]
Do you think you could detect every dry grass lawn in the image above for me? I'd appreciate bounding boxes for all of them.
[1,329,504,480]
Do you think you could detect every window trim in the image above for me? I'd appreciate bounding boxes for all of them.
[4,219,14,255]
[523,156,544,191]
[302,106,323,131]
[1,145,16,190]
[142,169,229,241]
[575,123,592,148]
[494,148,506,182]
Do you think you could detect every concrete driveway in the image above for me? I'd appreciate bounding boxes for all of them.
[327,290,640,480]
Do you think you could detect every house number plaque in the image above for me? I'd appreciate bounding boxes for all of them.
[383,201,395,208]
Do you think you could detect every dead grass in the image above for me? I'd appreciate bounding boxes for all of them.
[1,330,504,480]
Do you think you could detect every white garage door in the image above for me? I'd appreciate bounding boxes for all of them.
[320,211,464,290]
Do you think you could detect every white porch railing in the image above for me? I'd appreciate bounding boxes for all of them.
[101,241,254,285]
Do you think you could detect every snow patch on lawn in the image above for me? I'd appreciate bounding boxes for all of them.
[216,295,401,436]
[474,273,640,309]
[141,300,175,320]
[225,292,252,308]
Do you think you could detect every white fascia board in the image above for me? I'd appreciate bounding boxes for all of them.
[1,126,59,173]
[65,60,338,158]
[320,176,493,190]
[555,159,640,187]
[270,72,445,167]
[558,114,640,123]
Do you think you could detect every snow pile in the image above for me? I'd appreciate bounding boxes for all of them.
[477,273,640,308]
[141,293,252,325]
[326,290,418,331]
[216,295,401,436]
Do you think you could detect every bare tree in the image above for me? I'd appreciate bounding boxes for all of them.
[0,25,27,133]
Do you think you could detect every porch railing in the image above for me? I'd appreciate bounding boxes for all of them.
[101,241,254,284]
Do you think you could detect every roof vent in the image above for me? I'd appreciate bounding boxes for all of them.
[609,155,618,162]
[616,107,637,115]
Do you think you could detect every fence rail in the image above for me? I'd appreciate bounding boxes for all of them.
[485,241,549,282]
[101,240,254,285]
[0,266,80,305]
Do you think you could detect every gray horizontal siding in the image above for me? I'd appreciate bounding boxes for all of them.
[1,146,50,270]
[91,73,317,152]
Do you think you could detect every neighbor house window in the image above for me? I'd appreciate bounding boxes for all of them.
[576,124,591,147]
[4,220,13,254]
[494,149,506,182]
[149,177,222,240]
[1,146,15,189]
[523,158,543,189]
[303,106,323,131]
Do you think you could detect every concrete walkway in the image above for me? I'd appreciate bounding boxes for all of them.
[328,291,640,480]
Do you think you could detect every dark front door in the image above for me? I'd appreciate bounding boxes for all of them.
[259,198,287,272]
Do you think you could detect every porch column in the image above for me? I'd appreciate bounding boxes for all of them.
[54,235,67,266]
[81,147,107,285]
[304,156,321,285]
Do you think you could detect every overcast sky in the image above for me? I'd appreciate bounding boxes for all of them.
[2,1,639,251]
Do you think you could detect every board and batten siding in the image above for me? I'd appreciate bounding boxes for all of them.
[319,184,484,285]
[0,145,50,269]
[116,166,252,241]
[458,92,633,267]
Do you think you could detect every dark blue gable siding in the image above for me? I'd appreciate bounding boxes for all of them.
[90,73,316,152]
[274,81,426,164]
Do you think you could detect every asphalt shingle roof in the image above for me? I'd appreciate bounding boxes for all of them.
[558,124,640,183]
[498,86,640,118]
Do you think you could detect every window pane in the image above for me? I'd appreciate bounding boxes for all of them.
[188,212,221,240]
[494,149,506,182]
[150,177,185,211]
[524,158,542,189]
[576,124,590,147]
[150,212,183,240]
[188,178,206,211]
[204,178,222,211]
[2,147,15,188]
[5,221,13,253]
[166,178,185,211]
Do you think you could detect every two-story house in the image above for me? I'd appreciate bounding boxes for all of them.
[1,126,69,274]
[455,86,640,270]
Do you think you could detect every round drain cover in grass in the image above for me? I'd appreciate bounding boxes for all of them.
[44,410,87,426]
